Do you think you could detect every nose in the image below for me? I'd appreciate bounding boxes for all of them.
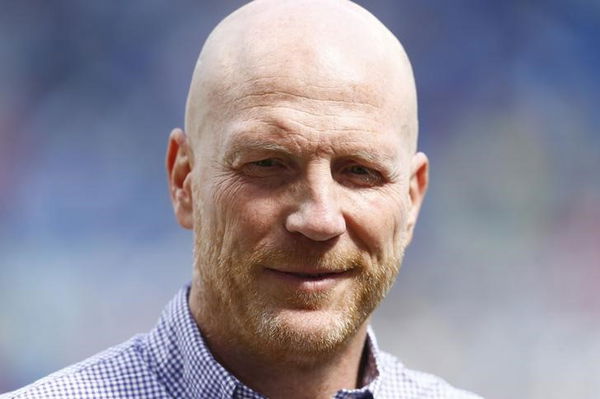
[285,171,346,242]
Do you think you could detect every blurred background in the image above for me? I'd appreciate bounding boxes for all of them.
[1,1,599,397]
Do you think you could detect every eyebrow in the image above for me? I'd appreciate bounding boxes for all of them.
[222,115,401,164]
[343,148,396,167]
[224,135,399,173]
[223,137,293,165]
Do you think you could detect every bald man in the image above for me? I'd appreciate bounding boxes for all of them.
[3,1,482,398]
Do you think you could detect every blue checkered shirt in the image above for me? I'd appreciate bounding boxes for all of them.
[2,285,483,399]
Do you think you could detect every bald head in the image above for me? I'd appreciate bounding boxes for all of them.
[185,0,418,152]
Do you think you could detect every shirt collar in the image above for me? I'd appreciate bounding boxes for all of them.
[147,285,392,399]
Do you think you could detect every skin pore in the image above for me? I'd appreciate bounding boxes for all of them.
[166,1,428,398]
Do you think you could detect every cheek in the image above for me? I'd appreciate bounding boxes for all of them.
[345,187,410,258]
[208,177,283,249]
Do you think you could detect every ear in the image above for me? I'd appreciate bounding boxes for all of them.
[406,152,429,242]
[166,128,194,229]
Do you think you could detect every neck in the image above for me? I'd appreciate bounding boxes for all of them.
[189,289,371,399]
[221,328,368,399]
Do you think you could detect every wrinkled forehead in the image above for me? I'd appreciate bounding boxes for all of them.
[221,71,389,124]
[199,46,413,139]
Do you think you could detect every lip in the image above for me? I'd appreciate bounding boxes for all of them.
[264,268,352,292]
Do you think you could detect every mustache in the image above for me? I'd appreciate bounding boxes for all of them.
[244,246,368,273]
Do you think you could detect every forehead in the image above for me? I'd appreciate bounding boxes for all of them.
[230,73,383,114]
[192,100,415,172]
[215,74,406,162]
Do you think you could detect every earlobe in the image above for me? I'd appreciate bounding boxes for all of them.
[406,152,429,237]
[166,128,194,229]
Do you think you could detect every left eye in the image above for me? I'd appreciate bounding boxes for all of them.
[347,165,370,175]
[252,159,276,167]
[341,164,384,187]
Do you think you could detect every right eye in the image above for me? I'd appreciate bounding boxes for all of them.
[241,158,286,177]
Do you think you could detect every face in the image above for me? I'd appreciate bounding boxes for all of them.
[169,57,427,362]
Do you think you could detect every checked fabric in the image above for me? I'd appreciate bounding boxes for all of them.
[2,285,483,399]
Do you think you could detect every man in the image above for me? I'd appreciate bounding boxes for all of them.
[3,0,483,398]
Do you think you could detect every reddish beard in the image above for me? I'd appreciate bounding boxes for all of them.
[192,237,402,362]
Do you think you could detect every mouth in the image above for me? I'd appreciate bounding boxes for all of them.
[264,268,352,291]
[284,272,339,279]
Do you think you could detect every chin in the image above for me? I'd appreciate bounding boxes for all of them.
[251,307,365,360]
